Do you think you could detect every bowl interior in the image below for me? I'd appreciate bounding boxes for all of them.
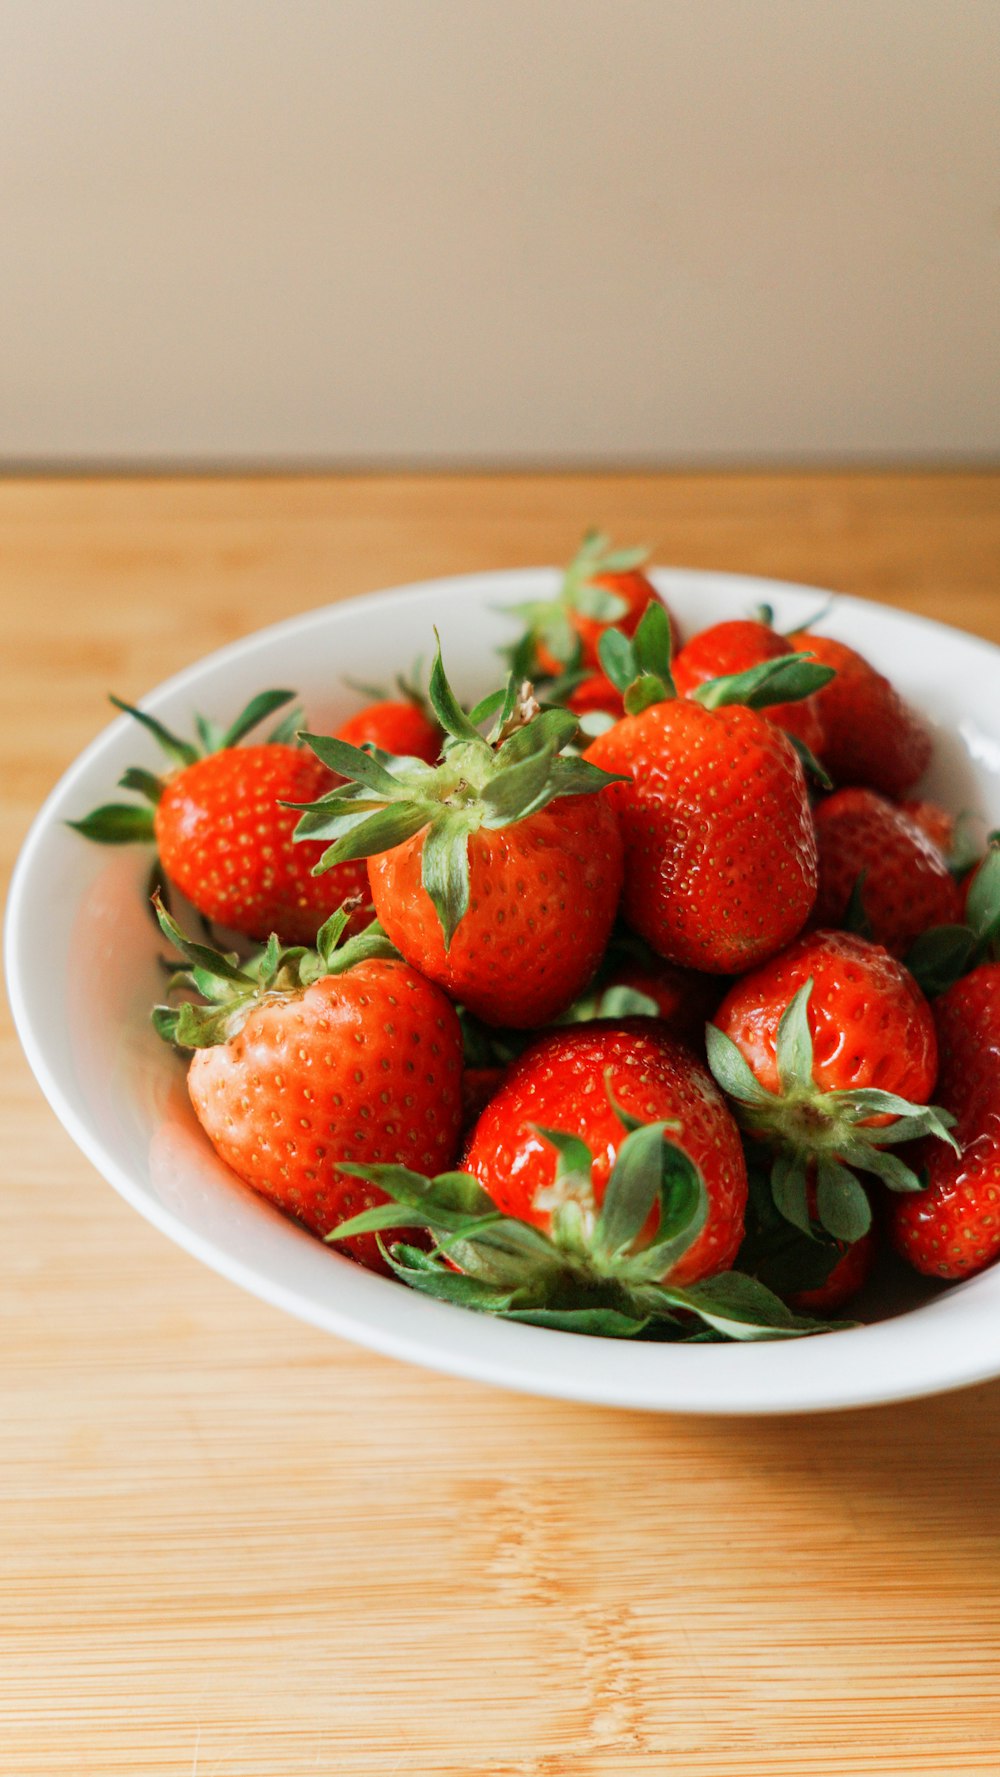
[9,566,1000,1415]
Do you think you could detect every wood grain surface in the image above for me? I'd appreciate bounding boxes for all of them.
[3,472,1000,1777]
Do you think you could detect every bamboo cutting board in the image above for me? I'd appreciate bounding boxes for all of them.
[3,472,1000,1777]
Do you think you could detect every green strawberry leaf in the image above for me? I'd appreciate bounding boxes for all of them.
[67,802,157,843]
[705,1024,774,1106]
[420,810,473,951]
[503,1304,651,1337]
[693,654,834,712]
[300,732,406,796]
[221,688,297,749]
[774,980,815,1092]
[770,1151,814,1236]
[651,1271,848,1340]
[108,696,200,769]
[814,1157,872,1242]
[904,924,977,997]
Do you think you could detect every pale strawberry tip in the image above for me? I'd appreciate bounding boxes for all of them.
[331,1087,848,1341]
[706,977,959,1245]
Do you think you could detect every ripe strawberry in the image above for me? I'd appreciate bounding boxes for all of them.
[71,690,370,944]
[461,1023,748,1285]
[672,619,826,756]
[291,646,625,1027]
[564,671,625,721]
[708,929,955,1246]
[506,528,678,679]
[584,604,828,973]
[558,932,723,1050]
[329,1026,852,1339]
[336,697,441,764]
[153,901,463,1274]
[789,631,932,796]
[899,799,955,860]
[789,1220,876,1313]
[890,964,1000,1279]
[813,788,962,956]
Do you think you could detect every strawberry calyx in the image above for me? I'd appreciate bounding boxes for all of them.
[330,1085,844,1340]
[596,600,835,726]
[706,979,959,1243]
[290,638,625,949]
[151,895,399,1049]
[904,834,1000,996]
[503,528,652,673]
[68,688,302,845]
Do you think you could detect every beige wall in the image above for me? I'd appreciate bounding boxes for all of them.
[1,0,997,464]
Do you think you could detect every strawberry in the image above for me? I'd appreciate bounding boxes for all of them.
[329,1023,843,1339]
[505,528,677,679]
[461,1023,747,1285]
[152,900,463,1274]
[890,964,1000,1279]
[672,619,826,757]
[899,799,955,860]
[336,693,441,764]
[70,690,371,945]
[812,788,963,956]
[564,671,625,721]
[584,603,829,973]
[557,932,724,1050]
[789,631,932,796]
[707,929,956,1246]
[291,646,625,1027]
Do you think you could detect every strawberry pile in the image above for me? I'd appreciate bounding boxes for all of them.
[73,534,1000,1343]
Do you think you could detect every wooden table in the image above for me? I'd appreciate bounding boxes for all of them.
[4,473,1000,1776]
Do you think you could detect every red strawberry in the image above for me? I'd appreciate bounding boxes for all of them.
[788,1218,876,1313]
[585,607,825,973]
[890,964,1000,1279]
[564,671,625,721]
[153,902,463,1274]
[813,788,962,956]
[507,528,678,679]
[673,619,826,756]
[156,745,371,944]
[336,698,441,765]
[899,799,955,860]
[71,690,371,945]
[461,1023,748,1285]
[559,940,724,1050]
[790,632,932,796]
[708,929,953,1247]
[291,647,625,1027]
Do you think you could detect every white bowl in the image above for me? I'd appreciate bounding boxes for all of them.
[8,567,1000,1415]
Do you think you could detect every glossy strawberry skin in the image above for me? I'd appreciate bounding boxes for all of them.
[536,572,675,677]
[336,700,441,765]
[790,633,932,796]
[565,672,625,720]
[155,745,371,945]
[899,799,954,859]
[367,793,624,1028]
[586,700,818,974]
[890,964,1000,1280]
[713,929,938,1110]
[813,788,962,956]
[187,958,463,1272]
[461,1023,748,1285]
[672,620,826,755]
